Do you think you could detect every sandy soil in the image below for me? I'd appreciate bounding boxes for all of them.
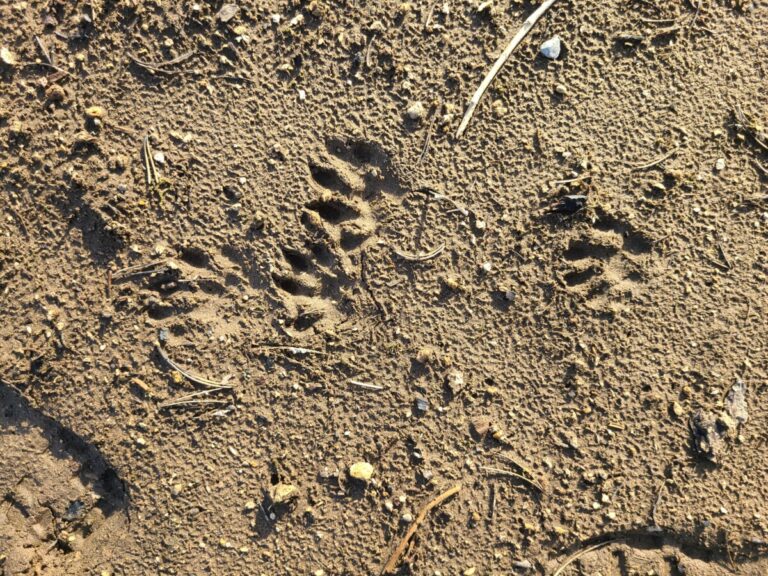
[1,0,767,574]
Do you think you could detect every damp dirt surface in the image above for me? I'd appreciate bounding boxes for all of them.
[1,1,768,575]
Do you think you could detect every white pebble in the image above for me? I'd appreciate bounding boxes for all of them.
[405,101,426,121]
[153,151,165,164]
[540,35,562,59]
[714,158,725,171]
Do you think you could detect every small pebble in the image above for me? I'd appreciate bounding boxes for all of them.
[298,89,306,101]
[153,151,166,164]
[481,261,492,273]
[539,35,562,59]
[349,461,374,481]
[269,482,298,505]
[405,101,426,121]
[0,46,17,66]
[85,105,106,119]
[714,158,725,171]
[401,512,413,523]
[463,568,477,576]
[415,396,429,413]
[555,84,568,96]
[512,559,533,571]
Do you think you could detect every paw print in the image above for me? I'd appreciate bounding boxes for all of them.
[271,137,401,333]
[561,213,653,308]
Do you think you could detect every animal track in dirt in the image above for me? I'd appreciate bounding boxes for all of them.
[561,212,654,308]
[0,383,129,575]
[123,244,263,340]
[271,137,402,334]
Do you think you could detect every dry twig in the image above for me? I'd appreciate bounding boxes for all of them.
[456,0,559,139]
[417,187,471,217]
[392,243,445,262]
[155,341,233,389]
[381,483,462,574]
[482,466,544,493]
[348,379,385,391]
[629,146,680,171]
[158,388,230,409]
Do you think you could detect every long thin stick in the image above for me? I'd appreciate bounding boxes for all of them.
[455,0,559,139]
[381,483,462,574]
[155,342,233,389]
[158,387,230,409]
[482,466,544,493]
[348,379,385,391]
[629,146,680,171]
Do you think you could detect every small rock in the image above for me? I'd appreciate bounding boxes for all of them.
[401,512,413,523]
[463,568,477,576]
[86,105,106,119]
[244,500,257,511]
[269,482,298,505]
[446,369,464,390]
[171,483,183,496]
[0,46,17,66]
[512,559,533,572]
[349,461,374,481]
[415,346,438,364]
[405,101,426,121]
[539,35,562,59]
[481,261,492,273]
[153,151,166,164]
[726,380,748,424]
[690,410,725,462]
[415,397,429,413]
[714,158,726,171]
[671,401,684,418]
[216,3,240,22]
[554,83,568,96]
